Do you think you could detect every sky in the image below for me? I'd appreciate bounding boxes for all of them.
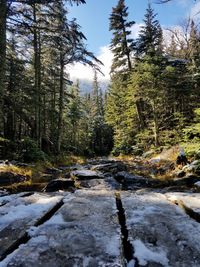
[68,0,200,81]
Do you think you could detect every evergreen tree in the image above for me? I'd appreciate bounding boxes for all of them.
[109,0,135,75]
[136,3,163,57]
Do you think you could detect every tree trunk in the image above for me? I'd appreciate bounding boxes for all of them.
[57,53,64,153]
[135,100,145,130]
[0,0,7,134]
[33,3,42,147]
[152,100,159,147]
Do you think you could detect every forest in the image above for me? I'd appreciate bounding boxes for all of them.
[0,0,200,162]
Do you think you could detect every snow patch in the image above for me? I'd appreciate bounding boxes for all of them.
[0,194,62,231]
[44,213,65,225]
[127,259,136,267]
[133,239,169,266]
[106,236,120,256]
[195,181,200,187]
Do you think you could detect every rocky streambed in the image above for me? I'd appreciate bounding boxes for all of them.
[0,158,200,266]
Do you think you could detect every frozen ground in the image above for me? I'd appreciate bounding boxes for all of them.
[0,187,200,266]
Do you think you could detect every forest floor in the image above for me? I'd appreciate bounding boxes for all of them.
[0,155,200,266]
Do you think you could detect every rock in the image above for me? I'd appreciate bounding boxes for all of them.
[0,172,29,186]
[176,170,186,178]
[91,162,127,174]
[182,160,200,175]
[176,155,188,166]
[172,174,200,186]
[0,193,63,261]
[122,192,200,266]
[194,181,200,188]
[71,170,104,180]
[78,179,105,189]
[43,179,75,192]
[114,171,158,188]
[44,167,62,175]
[5,190,122,267]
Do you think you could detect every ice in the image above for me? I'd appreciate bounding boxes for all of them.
[44,213,65,225]
[122,192,200,266]
[127,259,135,267]
[3,190,122,267]
[195,181,200,187]
[0,194,62,231]
[166,192,200,213]
[133,239,169,266]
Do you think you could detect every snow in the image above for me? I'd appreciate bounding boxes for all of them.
[126,206,161,224]
[195,181,200,187]
[44,213,65,225]
[166,192,200,213]
[2,190,122,267]
[133,239,169,266]
[106,235,120,256]
[122,192,200,266]
[0,244,25,267]
[127,259,136,267]
[0,193,62,231]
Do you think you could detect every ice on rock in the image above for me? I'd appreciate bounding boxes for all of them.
[133,239,169,266]
[122,192,200,266]
[4,190,122,267]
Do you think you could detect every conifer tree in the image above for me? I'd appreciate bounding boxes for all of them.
[136,3,163,57]
[109,0,135,75]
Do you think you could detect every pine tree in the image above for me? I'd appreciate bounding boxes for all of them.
[136,3,163,57]
[109,0,135,75]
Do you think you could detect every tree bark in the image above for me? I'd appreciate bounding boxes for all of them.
[0,0,7,133]
[57,53,65,153]
[33,3,42,147]
[152,100,159,147]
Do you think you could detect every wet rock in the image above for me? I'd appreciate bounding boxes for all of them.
[78,179,105,189]
[43,179,75,192]
[71,170,104,180]
[0,172,30,186]
[91,162,127,174]
[114,171,158,188]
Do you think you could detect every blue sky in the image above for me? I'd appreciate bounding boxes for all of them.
[69,0,193,53]
[68,0,199,81]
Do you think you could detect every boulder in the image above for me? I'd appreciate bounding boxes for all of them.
[172,174,200,187]
[182,160,200,175]
[0,172,29,186]
[43,178,75,192]
[175,170,186,178]
[71,170,104,180]
[91,162,127,174]
[114,171,157,187]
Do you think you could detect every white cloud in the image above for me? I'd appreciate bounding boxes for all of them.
[162,25,185,48]
[68,23,143,82]
[68,45,113,82]
[131,23,144,39]
[190,1,200,21]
